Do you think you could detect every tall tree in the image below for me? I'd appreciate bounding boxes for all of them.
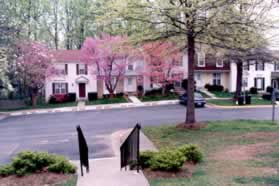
[82,34,134,98]
[15,41,55,106]
[96,0,275,126]
[142,41,183,95]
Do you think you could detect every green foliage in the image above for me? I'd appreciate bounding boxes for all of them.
[149,149,186,171]
[48,156,76,174]
[0,151,76,177]
[0,164,14,177]
[178,145,203,164]
[140,151,156,168]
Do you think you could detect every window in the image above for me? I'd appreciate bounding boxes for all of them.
[127,77,133,86]
[275,62,279,71]
[213,73,221,85]
[256,60,265,71]
[77,64,88,75]
[254,78,265,90]
[128,64,134,71]
[243,61,250,71]
[216,57,223,67]
[197,53,205,67]
[52,83,68,94]
[56,64,68,75]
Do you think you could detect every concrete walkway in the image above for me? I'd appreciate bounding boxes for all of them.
[128,96,142,104]
[73,129,157,186]
[199,89,217,99]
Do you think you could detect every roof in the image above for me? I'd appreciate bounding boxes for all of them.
[51,50,83,62]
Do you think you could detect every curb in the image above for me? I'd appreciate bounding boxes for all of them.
[2,100,180,117]
[206,103,278,109]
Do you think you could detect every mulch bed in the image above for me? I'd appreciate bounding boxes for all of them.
[0,172,73,186]
[143,162,196,179]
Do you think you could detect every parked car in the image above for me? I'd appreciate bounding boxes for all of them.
[179,92,206,107]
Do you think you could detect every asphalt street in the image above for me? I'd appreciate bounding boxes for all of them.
[0,104,278,165]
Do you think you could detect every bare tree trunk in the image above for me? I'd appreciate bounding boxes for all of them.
[31,88,38,108]
[235,61,243,99]
[185,34,196,125]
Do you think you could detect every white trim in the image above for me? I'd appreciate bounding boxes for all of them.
[216,57,224,68]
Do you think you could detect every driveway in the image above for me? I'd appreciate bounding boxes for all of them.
[0,105,278,165]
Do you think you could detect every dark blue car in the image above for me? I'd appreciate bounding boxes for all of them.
[179,92,206,107]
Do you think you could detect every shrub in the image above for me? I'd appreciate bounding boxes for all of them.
[0,151,76,177]
[178,144,203,164]
[0,164,14,177]
[47,156,76,174]
[140,151,156,168]
[145,88,163,96]
[262,94,272,101]
[116,92,124,97]
[48,94,69,104]
[88,92,98,101]
[204,84,210,90]
[204,84,224,92]
[68,93,76,102]
[150,149,186,171]
[266,86,274,94]
[137,85,144,92]
[250,87,258,94]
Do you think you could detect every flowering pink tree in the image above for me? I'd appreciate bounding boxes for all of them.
[82,34,134,98]
[143,41,183,94]
[16,41,55,107]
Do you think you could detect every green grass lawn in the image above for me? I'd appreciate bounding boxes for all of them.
[141,94,178,102]
[209,91,234,98]
[208,98,272,106]
[143,120,279,186]
[0,102,77,112]
[86,97,128,105]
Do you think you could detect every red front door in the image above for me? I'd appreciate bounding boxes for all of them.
[79,83,86,98]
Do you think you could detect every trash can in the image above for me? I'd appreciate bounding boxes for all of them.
[245,95,251,105]
[238,96,244,105]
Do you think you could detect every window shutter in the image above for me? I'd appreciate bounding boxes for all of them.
[255,61,258,71]
[263,62,265,71]
[66,83,68,93]
[254,78,257,88]
[85,64,88,75]
[65,64,68,75]
[52,83,55,94]
[76,64,79,75]
[262,78,265,90]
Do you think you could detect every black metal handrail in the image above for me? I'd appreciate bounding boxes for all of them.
[77,125,89,176]
[120,123,141,172]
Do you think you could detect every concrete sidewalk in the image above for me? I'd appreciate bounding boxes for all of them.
[74,158,150,186]
[73,129,157,186]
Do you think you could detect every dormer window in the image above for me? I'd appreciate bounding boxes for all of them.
[197,53,205,67]
[216,57,223,68]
